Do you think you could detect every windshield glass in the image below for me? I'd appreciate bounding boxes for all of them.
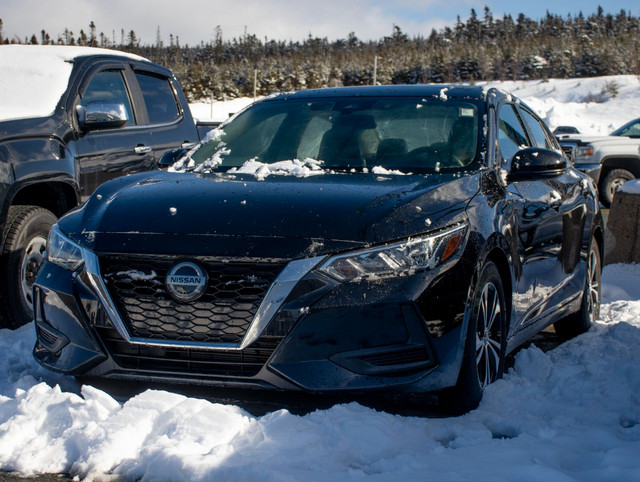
[188,96,484,174]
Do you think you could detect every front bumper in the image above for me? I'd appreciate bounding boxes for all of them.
[33,249,472,396]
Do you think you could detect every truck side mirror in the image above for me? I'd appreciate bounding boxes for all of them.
[77,102,129,131]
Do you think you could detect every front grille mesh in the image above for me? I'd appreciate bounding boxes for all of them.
[100,256,285,344]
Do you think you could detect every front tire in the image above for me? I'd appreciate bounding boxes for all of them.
[600,168,634,208]
[441,261,507,414]
[554,240,601,340]
[0,205,57,329]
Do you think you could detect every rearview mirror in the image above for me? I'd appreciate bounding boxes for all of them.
[77,102,129,131]
[510,147,566,178]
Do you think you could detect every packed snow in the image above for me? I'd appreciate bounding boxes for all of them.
[1,75,640,480]
[192,75,640,135]
[0,45,148,122]
[0,264,639,480]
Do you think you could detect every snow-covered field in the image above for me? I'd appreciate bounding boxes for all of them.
[1,75,640,480]
[192,75,640,136]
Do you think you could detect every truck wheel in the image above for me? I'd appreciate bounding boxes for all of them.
[0,206,57,329]
[600,169,634,208]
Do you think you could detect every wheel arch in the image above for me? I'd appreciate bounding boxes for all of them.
[1,181,79,251]
[599,156,640,179]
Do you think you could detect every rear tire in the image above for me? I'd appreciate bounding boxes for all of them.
[0,205,57,329]
[600,168,634,208]
[554,240,601,340]
[441,261,507,414]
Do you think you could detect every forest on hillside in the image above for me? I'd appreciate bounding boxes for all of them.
[1,6,639,101]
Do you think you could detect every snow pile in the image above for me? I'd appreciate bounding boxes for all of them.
[191,75,640,135]
[0,264,639,480]
[0,45,148,122]
[482,75,640,135]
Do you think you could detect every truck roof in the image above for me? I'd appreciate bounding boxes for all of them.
[0,45,149,122]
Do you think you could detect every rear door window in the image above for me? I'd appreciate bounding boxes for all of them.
[135,72,180,124]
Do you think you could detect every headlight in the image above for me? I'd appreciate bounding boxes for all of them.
[574,145,594,159]
[319,223,468,282]
[47,224,84,271]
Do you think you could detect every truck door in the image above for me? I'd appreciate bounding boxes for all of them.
[74,68,154,200]
[133,69,199,158]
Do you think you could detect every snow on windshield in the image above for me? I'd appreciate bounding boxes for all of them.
[0,45,147,122]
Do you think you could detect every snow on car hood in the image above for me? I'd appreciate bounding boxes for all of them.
[0,45,148,122]
[60,170,476,259]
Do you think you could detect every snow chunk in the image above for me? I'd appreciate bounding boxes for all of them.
[115,270,158,281]
[229,158,324,180]
[371,166,406,176]
[513,345,552,381]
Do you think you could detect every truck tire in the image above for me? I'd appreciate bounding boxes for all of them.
[600,168,634,208]
[0,206,57,329]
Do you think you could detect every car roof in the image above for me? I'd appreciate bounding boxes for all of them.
[264,84,491,101]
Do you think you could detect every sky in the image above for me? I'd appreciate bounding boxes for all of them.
[1,0,638,46]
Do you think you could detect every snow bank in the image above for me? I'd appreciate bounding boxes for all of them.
[0,45,148,122]
[481,75,640,135]
[1,264,639,480]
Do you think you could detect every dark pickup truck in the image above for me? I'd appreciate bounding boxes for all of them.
[0,45,201,328]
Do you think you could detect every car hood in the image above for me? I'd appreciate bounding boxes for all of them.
[61,170,477,259]
[560,134,640,145]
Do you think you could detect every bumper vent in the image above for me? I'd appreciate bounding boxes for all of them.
[94,325,281,378]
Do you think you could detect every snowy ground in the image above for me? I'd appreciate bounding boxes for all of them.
[1,264,639,480]
[191,75,640,136]
[1,76,640,480]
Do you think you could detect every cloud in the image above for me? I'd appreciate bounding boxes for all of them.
[1,0,453,45]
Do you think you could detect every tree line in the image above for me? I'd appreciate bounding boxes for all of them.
[1,6,639,102]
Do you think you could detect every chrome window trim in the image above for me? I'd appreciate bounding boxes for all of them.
[83,249,325,351]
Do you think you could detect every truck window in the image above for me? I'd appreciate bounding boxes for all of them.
[135,72,180,124]
[81,70,136,125]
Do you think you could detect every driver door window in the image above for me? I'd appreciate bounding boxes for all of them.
[80,70,135,125]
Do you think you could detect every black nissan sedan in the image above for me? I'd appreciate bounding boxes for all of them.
[33,85,603,413]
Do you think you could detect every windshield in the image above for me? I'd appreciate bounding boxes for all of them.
[188,96,484,174]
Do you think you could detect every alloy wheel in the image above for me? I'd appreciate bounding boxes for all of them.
[475,281,503,388]
[21,235,47,309]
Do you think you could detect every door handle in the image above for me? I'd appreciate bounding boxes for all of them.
[181,142,197,149]
[134,145,152,155]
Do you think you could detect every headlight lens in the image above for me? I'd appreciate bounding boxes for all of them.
[319,223,468,282]
[575,145,594,159]
[47,224,84,271]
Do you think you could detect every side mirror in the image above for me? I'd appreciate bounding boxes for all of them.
[77,102,129,131]
[159,148,187,168]
[510,147,566,178]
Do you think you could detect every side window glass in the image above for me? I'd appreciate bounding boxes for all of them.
[81,70,135,125]
[520,109,555,149]
[135,72,180,124]
[497,104,529,162]
[619,122,640,138]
